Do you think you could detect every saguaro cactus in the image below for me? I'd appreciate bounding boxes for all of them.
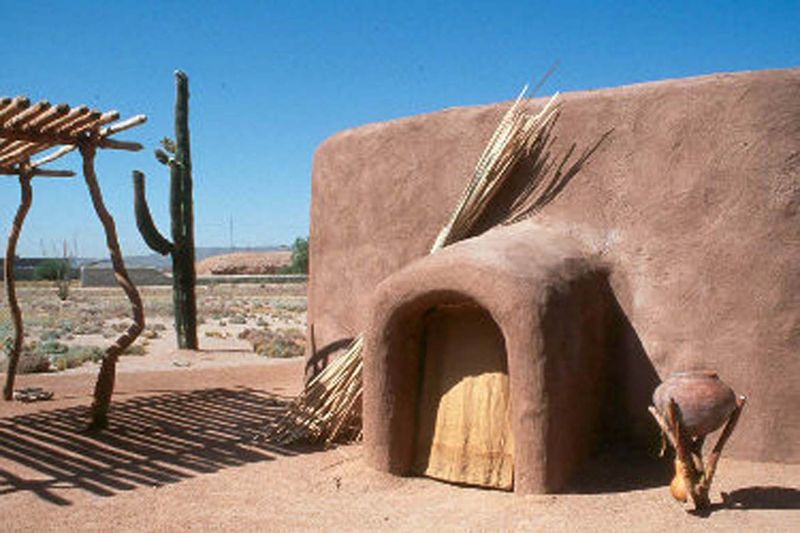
[134,71,198,349]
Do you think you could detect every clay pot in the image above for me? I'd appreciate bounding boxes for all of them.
[652,371,737,437]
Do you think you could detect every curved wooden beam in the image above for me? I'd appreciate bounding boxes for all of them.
[649,396,745,511]
[3,166,33,400]
[78,141,144,429]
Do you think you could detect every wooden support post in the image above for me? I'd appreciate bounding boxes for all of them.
[78,140,144,429]
[649,396,746,511]
[2,165,33,401]
[698,396,746,494]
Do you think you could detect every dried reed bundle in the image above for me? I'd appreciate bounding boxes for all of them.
[430,89,558,251]
[271,87,560,446]
[270,336,364,444]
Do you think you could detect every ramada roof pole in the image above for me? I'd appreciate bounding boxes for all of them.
[0,95,147,429]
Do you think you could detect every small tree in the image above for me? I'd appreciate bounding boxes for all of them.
[33,258,69,281]
[33,241,73,300]
[281,237,308,274]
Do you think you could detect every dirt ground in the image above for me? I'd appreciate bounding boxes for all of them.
[0,355,797,532]
[1,285,798,531]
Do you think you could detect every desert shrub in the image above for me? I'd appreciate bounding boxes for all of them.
[268,298,307,312]
[33,259,70,281]
[56,279,70,301]
[279,237,308,274]
[70,345,104,361]
[40,330,62,342]
[51,346,103,371]
[141,329,160,339]
[73,321,103,335]
[53,357,72,372]
[1,340,51,374]
[238,327,305,358]
[38,340,69,355]
[39,321,74,342]
[140,323,167,339]
[123,344,147,356]
[10,352,52,374]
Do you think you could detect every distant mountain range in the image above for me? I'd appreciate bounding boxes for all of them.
[77,245,290,271]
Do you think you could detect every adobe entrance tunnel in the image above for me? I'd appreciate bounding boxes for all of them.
[362,223,659,494]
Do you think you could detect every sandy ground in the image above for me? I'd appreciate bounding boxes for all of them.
[1,352,798,532]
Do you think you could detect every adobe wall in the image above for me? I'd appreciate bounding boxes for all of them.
[309,68,800,463]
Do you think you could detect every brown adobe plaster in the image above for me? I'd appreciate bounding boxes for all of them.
[310,68,800,464]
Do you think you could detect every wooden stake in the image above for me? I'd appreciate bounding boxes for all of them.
[58,110,101,135]
[0,97,30,124]
[0,140,52,166]
[0,113,147,156]
[32,145,76,167]
[698,396,746,493]
[78,141,144,429]
[2,165,33,401]
[649,396,745,511]
[24,103,70,130]
[39,105,89,133]
[97,138,143,151]
[100,115,147,136]
[0,166,74,177]
[6,101,51,128]
[0,140,25,156]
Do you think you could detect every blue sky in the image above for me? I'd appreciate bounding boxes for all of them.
[1,1,798,257]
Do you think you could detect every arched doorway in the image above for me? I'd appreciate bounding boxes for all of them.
[412,303,512,489]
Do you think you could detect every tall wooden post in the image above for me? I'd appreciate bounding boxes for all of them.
[3,165,33,400]
[79,140,144,429]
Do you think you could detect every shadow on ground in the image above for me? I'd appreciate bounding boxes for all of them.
[0,388,307,506]
[567,447,672,494]
[720,486,800,510]
[681,486,800,517]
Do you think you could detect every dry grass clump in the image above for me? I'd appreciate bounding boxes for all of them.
[123,343,148,356]
[238,327,305,358]
[197,286,306,327]
[1,348,51,374]
[141,329,160,339]
[1,340,104,373]
[72,320,104,335]
[51,346,104,371]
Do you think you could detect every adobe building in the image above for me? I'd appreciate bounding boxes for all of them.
[307,68,800,493]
